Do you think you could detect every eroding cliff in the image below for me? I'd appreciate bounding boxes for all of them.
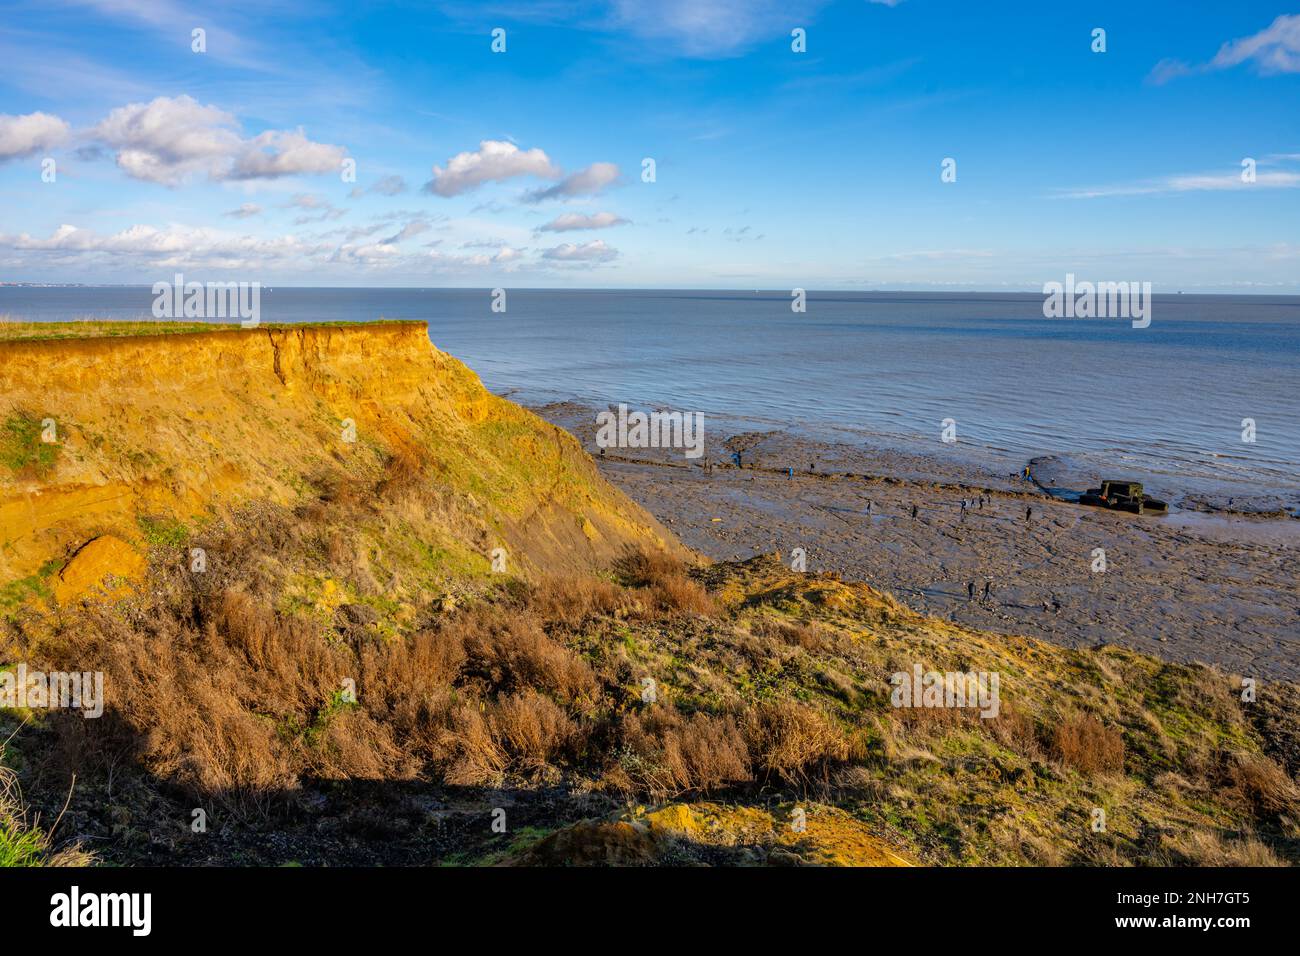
[0,321,677,594]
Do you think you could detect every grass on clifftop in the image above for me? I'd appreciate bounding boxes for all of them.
[0,317,424,342]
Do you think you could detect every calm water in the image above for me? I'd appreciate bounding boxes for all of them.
[4,287,1297,504]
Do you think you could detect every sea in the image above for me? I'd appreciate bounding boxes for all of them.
[3,286,1297,511]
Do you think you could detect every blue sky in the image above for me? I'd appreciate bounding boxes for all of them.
[1,0,1298,290]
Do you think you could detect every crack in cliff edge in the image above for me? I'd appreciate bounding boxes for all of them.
[263,328,287,385]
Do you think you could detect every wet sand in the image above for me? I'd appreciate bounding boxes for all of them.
[536,402,1300,681]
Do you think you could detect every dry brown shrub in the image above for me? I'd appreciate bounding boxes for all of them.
[489,690,579,774]
[647,574,715,616]
[529,575,628,629]
[376,446,425,501]
[1050,712,1125,776]
[1162,828,1284,867]
[434,690,579,786]
[316,469,367,510]
[745,700,851,784]
[749,616,826,651]
[614,548,715,617]
[986,706,1041,759]
[455,607,598,701]
[439,703,507,786]
[1220,752,1300,820]
[615,709,752,796]
[39,588,438,810]
[889,699,973,736]
[325,532,352,571]
[359,629,466,712]
[617,548,687,586]
[351,631,464,757]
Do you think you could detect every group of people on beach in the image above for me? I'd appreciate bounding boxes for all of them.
[680,448,1079,619]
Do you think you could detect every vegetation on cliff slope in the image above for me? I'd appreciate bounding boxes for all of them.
[1,322,1296,866]
[4,513,1296,866]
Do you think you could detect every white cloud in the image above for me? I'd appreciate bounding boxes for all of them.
[1057,167,1300,199]
[333,241,403,263]
[1211,14,1300,74]
[0,222,329,269]
[540,238,619,262]
[0,111,70,161]
[436,1,832,57]
[89,95,346,185]
[351,174,408,199]
[1150,14,1300,83]
[1,216,531,279]
[1148,58,1195,85]
[536,210,628,232]
[228,128,347,180]
[283,193,345,224]
[422,246,525,271]
[424,139,560,197]
[604,0,829,57]
[225,202,262,219]
[378,220,430,244]
[525,161,620,202]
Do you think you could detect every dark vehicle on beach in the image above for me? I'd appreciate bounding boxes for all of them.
[1079,480,1168,515]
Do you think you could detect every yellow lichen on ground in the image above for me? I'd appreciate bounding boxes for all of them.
[642,802,917,866]
[513,801,916,866]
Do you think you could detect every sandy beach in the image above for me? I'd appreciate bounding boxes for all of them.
[536,401,1300,681]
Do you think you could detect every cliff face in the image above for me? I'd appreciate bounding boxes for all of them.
[0,321,678,591]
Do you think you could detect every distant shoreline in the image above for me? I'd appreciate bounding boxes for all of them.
[6,284,1300,296]
[533,400,1300,681]
[532,399,1300,520]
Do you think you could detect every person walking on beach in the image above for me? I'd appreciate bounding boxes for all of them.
[1026,505,1033,521]
[967,581,975,601]
[911,504,918,520]
[982,580,992,602]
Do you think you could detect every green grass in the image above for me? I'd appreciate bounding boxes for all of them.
[440,825,553,866]
[0,413,59,478]
[0,559,60,617]
[0,739,71,867]
[0,818,47,867]
[136,514,190,548]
